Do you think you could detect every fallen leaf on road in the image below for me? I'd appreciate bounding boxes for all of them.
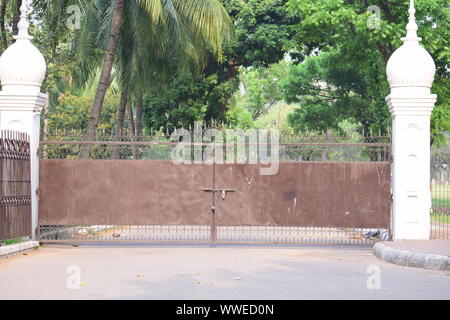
[137,273,144,278]
[80,282,88,287]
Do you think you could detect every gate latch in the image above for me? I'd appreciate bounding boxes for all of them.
[202,188,235,200]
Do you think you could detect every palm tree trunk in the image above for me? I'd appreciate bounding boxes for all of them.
[113,90,128,159]
[134,91,143,159]
[127,101,135,136]
[135,90,143,138]
[81,0,124,158]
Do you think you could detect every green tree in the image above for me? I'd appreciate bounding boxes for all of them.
[48,92,119,133]
[77,0,233,157]
[148,0,298,129]
[239,61,289,120]
[283,48,390,134]
[222,0,297,67]
[286,0,449,143]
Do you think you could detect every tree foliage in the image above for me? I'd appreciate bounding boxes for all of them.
[0,0,447,146]
[142,67,237,131]
[285,0,449,143]
[141,0,297,130]
[48,92,119,132]
[222,0,297,67]
[239,61,289,121]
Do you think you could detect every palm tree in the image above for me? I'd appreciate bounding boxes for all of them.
[78,0,233,158]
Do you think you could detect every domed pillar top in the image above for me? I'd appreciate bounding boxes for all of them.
[0,0,47,95]
[386,0,436,97]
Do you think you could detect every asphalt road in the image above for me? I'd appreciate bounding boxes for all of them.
[0,245,449,300]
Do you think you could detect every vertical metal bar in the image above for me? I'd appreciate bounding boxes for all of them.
[210,142,217,245]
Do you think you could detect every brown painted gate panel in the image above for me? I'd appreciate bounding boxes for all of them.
[39,160,211,226]
[215,162,391,228]
[40,160,390,235]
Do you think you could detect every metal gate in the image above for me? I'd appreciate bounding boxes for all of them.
[0,130,32,242]
[431,147,449,239]
[39,135,391,245]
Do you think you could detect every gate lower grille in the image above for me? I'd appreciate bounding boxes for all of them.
[39,225,385,246]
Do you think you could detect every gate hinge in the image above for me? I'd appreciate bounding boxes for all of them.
[36,188,41,197]
[37,147,41,157]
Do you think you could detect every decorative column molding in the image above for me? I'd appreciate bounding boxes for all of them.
[0,94,47,111]
[0,0,47,240]
[385,0,437,240]
[387,96,437,117]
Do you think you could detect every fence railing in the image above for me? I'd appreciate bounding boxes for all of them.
[0,130,31,242]
[40,134,392,162]
[431,150,450,239]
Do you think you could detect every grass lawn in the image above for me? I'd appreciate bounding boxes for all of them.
[0,238,24,246]
[431,213,450,224]
[432,184,450,206]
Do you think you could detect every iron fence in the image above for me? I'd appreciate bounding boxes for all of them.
[431,149,450,239]
[40,134,391,162]
[0,130,31,242]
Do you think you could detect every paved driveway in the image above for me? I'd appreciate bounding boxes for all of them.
[0,245,449,300]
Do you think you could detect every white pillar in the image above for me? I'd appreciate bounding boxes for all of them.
[0,1,47,240]
[387,92,436,240]
[386,0,437,240]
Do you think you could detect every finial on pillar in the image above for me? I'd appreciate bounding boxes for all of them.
[14,0,33,41]
[402,0,421,43]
